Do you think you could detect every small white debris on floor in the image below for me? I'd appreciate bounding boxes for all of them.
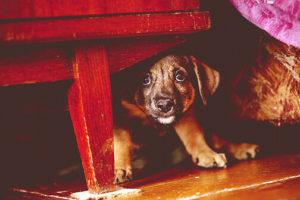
[71,188,141,200]
[11,188,72,200]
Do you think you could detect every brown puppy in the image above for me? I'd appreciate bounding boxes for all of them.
[112,55,227,183]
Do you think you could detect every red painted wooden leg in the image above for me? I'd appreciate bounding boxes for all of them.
[68,43,115,194]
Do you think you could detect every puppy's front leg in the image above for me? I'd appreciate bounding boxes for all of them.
[211,133,260,160]
[114,127,133,183]
[174,110,227,168]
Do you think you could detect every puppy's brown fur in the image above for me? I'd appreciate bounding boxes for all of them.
[112,55,228,183]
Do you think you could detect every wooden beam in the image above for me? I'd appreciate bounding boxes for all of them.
[0,36,186,86]
[0,0,199,20]
[68,43,115,193]
[0,45,73,86]
[0,11,210,44]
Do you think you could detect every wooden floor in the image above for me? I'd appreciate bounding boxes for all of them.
[4,151,300,200]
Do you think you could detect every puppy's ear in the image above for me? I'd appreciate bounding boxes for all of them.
[189,56,220,105]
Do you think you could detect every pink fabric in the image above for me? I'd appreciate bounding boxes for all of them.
[230,0,300,48]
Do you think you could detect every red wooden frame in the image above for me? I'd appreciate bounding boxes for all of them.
[0,11,210,44]
[0,2,210,193]
[68,43,115,193]
[0,0,199,20]
[0,36,188,86]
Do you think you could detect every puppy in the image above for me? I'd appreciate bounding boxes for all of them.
[112,55,227,183]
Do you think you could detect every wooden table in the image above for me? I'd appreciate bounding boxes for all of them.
[0,0,210,194]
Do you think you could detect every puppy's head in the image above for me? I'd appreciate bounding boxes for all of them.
[134,55,220,125]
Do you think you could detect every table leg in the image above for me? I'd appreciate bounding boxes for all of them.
[68,43,115,193]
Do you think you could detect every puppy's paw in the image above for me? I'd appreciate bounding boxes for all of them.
[228,143,260,160]
[114,168,133,184]
[192,150,227,168]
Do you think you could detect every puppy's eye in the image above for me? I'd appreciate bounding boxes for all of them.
[142,73,151,86]
[175,71,186,82]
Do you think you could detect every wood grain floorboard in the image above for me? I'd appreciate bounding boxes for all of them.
[5,152,300,200]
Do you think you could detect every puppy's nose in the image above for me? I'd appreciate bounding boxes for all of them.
[156,98,174,113]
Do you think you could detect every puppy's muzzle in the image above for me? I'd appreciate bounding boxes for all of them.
[156,98,174,113]
[153,97,176,124]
